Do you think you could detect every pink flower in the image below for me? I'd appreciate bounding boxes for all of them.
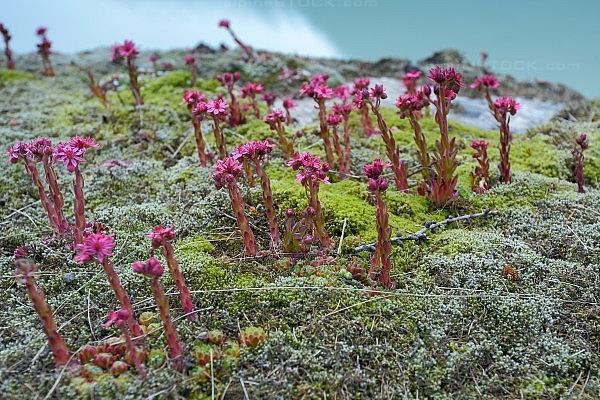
[395,94,427,116]
[182,90,206,108]
[402,70,422,85]
[6,142,29,164]
[117,40,138,59]
[13,245,28,259]
[493,96,520,116]
[69,136,99,152]
[470,139,489,151]
[213,156,243,189]
[262,92,277,106]
[310,74,329,86]
[206,98,229,116]
[369,84,387,100]
[334,85,351,101]
[282,97,296,110]
[192,101,208,119]
[313,85,333,100]
[427,66,464,93]
[352,90,370,109]
[183,54,197,66]
[363,159,387,179]
[470,74,500,90]
[148,53,160,63]
[332,103,352,117]
[28,137,53,160]
[147,226,175,248]
[264,109,285,125]
[75,233,116,264]
[234,140,275,160]
[54,143,85,172]
[103,309,130,329]
[352,77,370,92]
[217,72,239,90]
[218,19,231,29]
[326,113,343,126]
[36,27,47,36]
[287,152,330,185]
[241,82,263,97]
[132,257,164,278]
[576,133,588,149]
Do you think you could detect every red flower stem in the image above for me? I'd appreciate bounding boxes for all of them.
[119,323,146,377]
[160,241,197,321]
[127,57,143,106]
[330,125,344,173]
[226,28,255,62]
[408,113,431,182]
[373,190,392,288]
[242,159,255,188]
[341,115,352,174]
[192,120,208,167]
[574,150,585,193]
[360,104,377,136]
[211,117,227,159]
[308,182,331,248]
[101,259,144,339]
[2,33,14,69]
[24,158,59,232]
[251,98,260,118]
[228,89,244,126]
[189,66,197,87]
[284,108,293,125]
[483,88,511,183]
[22,272,71,366]
[73,167,86,245]
[42,156,69,234]
[317,99,335,168]
[253,160,280,248]
[227,182,258,256]
[275,121,294,158]
[150,278,183,372]
[370,102,409,191]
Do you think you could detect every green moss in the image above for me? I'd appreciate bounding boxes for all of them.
[143,71,219,107]
[0,70,35,86]
[176,236,216,255]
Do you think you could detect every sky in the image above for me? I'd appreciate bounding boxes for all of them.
[3,0,599,97]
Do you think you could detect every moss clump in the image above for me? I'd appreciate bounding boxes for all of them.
[0,70,35,86]
[143,71,219,107]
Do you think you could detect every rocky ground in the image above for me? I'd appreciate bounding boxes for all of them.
[0,46,599,399]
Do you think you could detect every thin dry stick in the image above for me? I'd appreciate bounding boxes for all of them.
[353,210,498,253]
[337,218,348,255]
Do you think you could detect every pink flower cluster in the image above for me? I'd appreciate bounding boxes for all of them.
[493,96,521,116]
[112,39,138,62]
[427,66,464,98]
[54,136,98,172]
[364,159,389,192]
[299,74,333,100]
[287,152,330,185]
[213,156,243,189]
[148,225,176,248]
[74,233,116,264]
[132,256,164,278]
[470,74,500,90]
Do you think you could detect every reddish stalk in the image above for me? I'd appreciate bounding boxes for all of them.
[36,27,54,77]
[282,97,295,125]
[217,72,245,126]
[235,141,280,248]
[183,90,209,166]
[218,19,256,62]
[132,258,184,372]
[15,259,71,367]
[205,97,229,159]
[470,139,490,194]
[148,226,197,321]
[396,90,431,183]
[75,233,144,338]
[364,160,393,288]
[327,112,345,172]
[572,134,588,193]
[112,40,143,106]
[359,85,409,191]
[213,157,258,255]
[241,82,263,119]
[352,78,378,136]
[265,109,294,158]
[104,309,146,377]
[87,69,111,109]
[332,103,352,175]
[183,54,197,86]
[287,152,332,248]
[0,23,15,69]
[425,66,464,204]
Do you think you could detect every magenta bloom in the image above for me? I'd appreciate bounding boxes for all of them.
[352,77,370,92]
[132,257,164,278]
[213,156,243,189]
[282,97,296,109]
[147,225,176,249]
[103,308,130,329]
[241,82,263,97]
[206,98,229,116]
[395,94,428,116]
[369,84,387,100]
[262,92,277,106]
[402,70,421,85]
[6,142,29,164]
[28,137,53,160]
[427,66,464,93]
[117,39,138,59]
[264,109,285,125]
[182,89,206,108]
[69,136,99,152]
[313,85,333,100]
[53,143,85,172]
[493,96,520,116]
[148,53,160,63]
[218,19,231,28]
[183,54,196,66]
[363,159,387,179]
[36,27,47,36]
[287,152,330,185]
[327,113,343,126]
[234,140,275,160]
[471,74,500,90]
[334,85,351,101]
[470,139,489,151]
[75,233,116,264]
